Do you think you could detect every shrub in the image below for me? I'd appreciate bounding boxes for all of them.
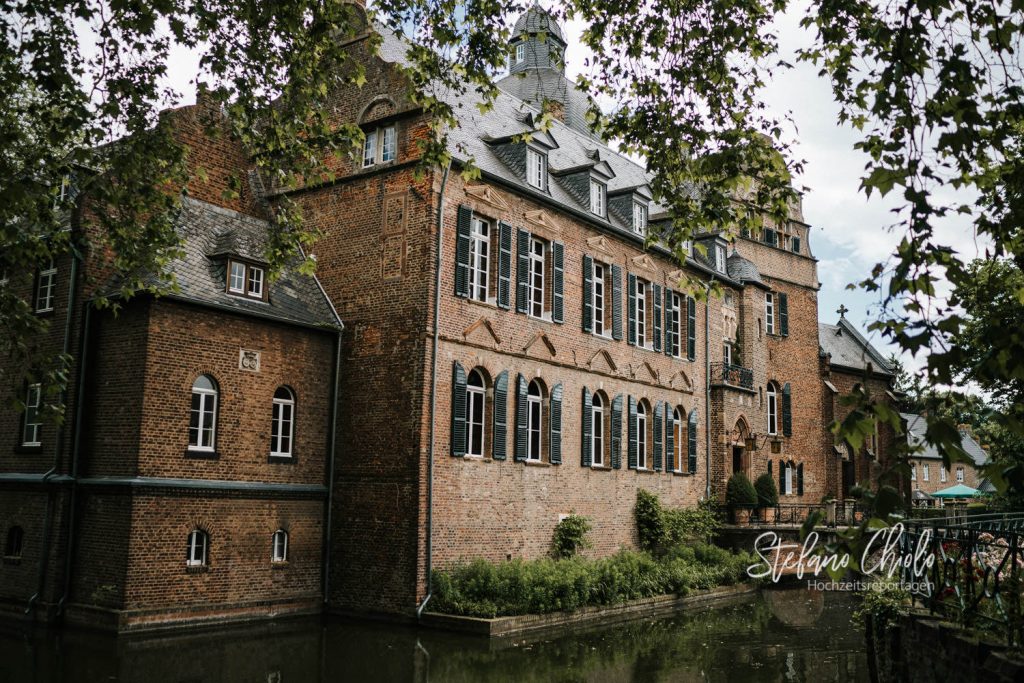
[664,500,720,546]
[552,513,592,558]
[754,473,779,507]
[726,472,758,508]
[635,489,667,553]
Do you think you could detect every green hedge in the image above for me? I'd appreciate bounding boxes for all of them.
[431,543,754,618]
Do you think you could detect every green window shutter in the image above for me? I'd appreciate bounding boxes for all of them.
[664,287,673,356]
[552,241,565,324]
[611,265,623,341]
[611,394,623,469]
[779,461,785,494]
[652,284,662,352]
[779,292,789,336]
[797,463,804,495]
[664,408,675,472]
[451,361,467,457]
[627,273,637,346]
[627,395,638,469]
[791,236,801,254]
[581,387,592,467]
[582,255,593,333]
[455,206,472,298]
[514,374,528,461]
[767,460,773,477]
[516,228,530,313]
[550,384,563,464]
[687,409,698,474]
[497,221,513,309]
[686,296,696,360]
[492,370,508,460]
[653,401,663,472]
[782,382,792,437]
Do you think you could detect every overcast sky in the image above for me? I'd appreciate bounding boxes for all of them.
[157,2,987,372]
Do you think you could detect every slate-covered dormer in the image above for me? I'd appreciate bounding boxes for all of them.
[487,120,557,194]
[694,234,730,274]
[550,148,616,218]
[607,185,653,237]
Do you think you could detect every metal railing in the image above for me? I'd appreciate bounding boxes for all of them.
[721,502,869,527]
[711,362,754,390]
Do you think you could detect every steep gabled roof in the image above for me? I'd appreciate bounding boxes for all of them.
[819,317,892,375]
[901,412,989,467]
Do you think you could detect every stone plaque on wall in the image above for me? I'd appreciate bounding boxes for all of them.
[239,349,261,372]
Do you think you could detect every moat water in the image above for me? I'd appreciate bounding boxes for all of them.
[0,586,869,682]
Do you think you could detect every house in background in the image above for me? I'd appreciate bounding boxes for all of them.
[902,412,989,505]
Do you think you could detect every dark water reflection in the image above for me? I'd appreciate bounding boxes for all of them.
[0,586,868,682]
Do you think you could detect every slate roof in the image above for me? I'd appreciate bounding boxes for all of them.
[120,197,340,329]
[726,250,766,287]
[513,4,566,43]
[901,412,989,467]
[495,69,596,139]
[819,317,893,375]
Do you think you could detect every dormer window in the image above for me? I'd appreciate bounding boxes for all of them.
[632,201,648,236]
[363,125,397,167]
[227,260,265,301]
[590,179,606,216]
[714,244,726,272]
[527,148,547,190]
[516,43,525,65]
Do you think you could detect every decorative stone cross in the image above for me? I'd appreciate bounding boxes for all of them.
[837,304,849,319]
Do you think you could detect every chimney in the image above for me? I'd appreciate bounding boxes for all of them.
[547,100,565,123]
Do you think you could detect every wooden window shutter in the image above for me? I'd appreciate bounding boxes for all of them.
[797,463,804,495]
[515,228,530,313]
[492,370,508,460]
[450,361,467,457]
[792,237,801,254]
[782,382,792,437]
[664,408,674,472]
[611,265,623,341]
[581,387,592,467]
[552,241,565,323]
[455,206,472,298]
[687,409,698,474]
[768,460,773,477]
[627,395,638,469]
[582,255,593,333]
[497,221,513,309]
[664,287,673,356]
[686,296,696,360]
[549,384,563,464]
[610,394,623,469]
[779,461,786,494]
[652,284,662,352]
[779,292,789,336]
[653,401,664,472]
[627,273,637,346]
[514,373,528,461]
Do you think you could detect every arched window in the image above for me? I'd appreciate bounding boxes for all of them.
[672,407,685,473]
[271,387,295,458]
[636,401,648,469]
[591,392,605,467]
[271,529,288,563]
[466,369,486,457]
[4,526,23,558]
[187,529,209,566]
[766,383,778,435]
[527,380,544,461]
[189,375,218,452]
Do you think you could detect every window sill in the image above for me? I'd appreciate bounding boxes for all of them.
[34,309,55,318]
[463,455,492,463]
[13,444,42,455]
[592,332,613,341]
[524,460,550,467]
[271,561,289,569]
[185,565,210,574]
[672,471,693,477]
[2,556,22,565]
[635,468,657,474]
[527,314,553,324]
[268,454,296,463]
[590,464,612,471]
[185,449,220,460]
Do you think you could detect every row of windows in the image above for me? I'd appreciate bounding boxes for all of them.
[186,529,291,566]
[188,376,295,457]
[452,362,699,473]
[911,464,965,483]
[740,226,803,255]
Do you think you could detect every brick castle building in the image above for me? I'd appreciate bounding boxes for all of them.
[1,4,896,630]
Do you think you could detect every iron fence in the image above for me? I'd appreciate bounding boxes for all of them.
[710,362,754,390]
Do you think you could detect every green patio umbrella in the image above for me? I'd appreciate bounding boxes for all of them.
[932,483,981,498]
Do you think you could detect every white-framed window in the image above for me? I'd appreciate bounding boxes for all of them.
[923,464,930,482]
[766,383,778,435]
[592,261,610,337]
[957,467,965,482]
[188,375,218,452]
[765,292,776,334]
[784,462,793,495]
[590,179,606,216]
[187,529,209,567]
[634,278,647,346]
[911,464,917,481]
[363,125,396,167]
[22,383,42,447]
[516,43,525,64]
[714,244,726,272]
[941,467,947,483]
[632,202,648,236]
[668,291,682,358]
[247,266,264,298]
[723,343,732,366]
[35,259,56,312]
[466,369,486,457]
[469,217,490,302]
[228,261,246,293]
[528,237,546,319]
[527,148,547,190]
[636,401,648,469]
[272,529,289,563]
[270,387,295,458]
[4,526,23,559]
[672,407,685,472]
[591,393,605,467]
[527,380,543,462]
